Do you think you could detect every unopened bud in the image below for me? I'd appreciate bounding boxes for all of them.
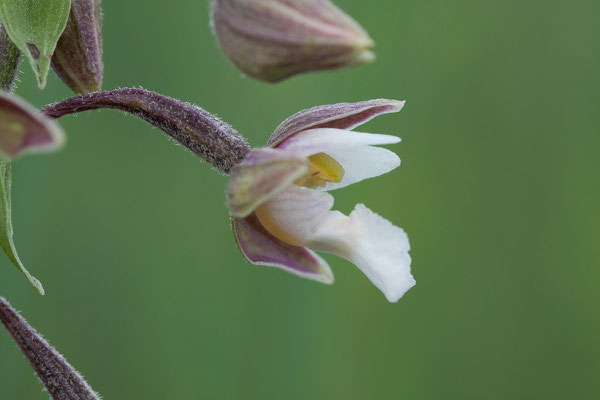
[52,0,104,94]
[0,0,71,89]
[0,91,65,159]
[211,0,375,83]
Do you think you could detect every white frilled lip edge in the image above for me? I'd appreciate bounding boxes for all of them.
[232,186,416,302]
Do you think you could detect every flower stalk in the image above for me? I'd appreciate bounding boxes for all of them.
[42,88,250,173]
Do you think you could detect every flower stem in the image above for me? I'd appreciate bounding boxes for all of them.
[42,88,251,173]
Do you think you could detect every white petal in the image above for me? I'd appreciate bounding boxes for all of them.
[306,204,415,302]
[316,145,400,191]
[277,128,401,190]
[254,185,334,247]
[277,128,400,157]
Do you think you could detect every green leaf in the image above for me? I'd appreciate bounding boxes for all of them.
[0,0,71,89]
[0,158,44,294]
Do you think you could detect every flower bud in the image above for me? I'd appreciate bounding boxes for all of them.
[52,0,103,94]
[0,90,65,158]
[211,0,375,83]
[0,0,71,89]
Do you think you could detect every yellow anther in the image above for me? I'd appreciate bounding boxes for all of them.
[295,152,345,188]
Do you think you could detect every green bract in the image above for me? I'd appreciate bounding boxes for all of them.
[0,0,71,88]
[0,91,66,294]
[0,160,44,294]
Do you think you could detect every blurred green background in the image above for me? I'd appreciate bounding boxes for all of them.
[1,0,599,398]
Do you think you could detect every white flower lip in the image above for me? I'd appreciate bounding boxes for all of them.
[308,204,415,302]
[254,182,415,302]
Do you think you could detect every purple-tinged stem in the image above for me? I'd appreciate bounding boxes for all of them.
[42,88,251,173]
[0,22,21,92]
[0,297,101,399]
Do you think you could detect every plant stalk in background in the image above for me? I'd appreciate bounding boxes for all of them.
[0,297,101,399]
[0,20,20,92]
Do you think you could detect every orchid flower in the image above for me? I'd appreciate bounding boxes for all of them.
[227,99,415,302]
[42,91,415,302]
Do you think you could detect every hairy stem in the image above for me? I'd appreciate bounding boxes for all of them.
[42,88,251,173]
[0,297,101,399]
